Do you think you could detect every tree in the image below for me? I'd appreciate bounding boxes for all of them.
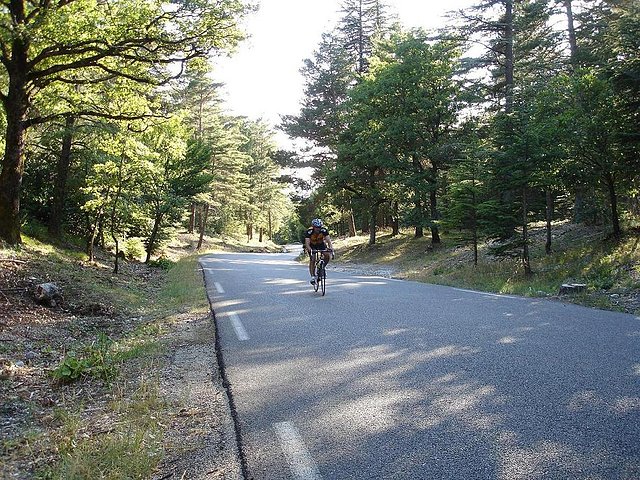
[0,0,248,244]
[140,116,214,262]
[365,32,462,243]
[281,32,353,165]
[331,77,394,245]
[443,120,495,265]
[338,0,391,75]
[82,122,149,271]
[237,118,289,242]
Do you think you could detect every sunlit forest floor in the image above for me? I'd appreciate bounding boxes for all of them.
[333,221,640,315]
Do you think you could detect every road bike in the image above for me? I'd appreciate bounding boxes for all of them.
[310,248,332,296]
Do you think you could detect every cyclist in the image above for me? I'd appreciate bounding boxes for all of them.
[304,218,335,284]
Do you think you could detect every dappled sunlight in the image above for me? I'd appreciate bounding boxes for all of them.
[515,326,535,332]
[497,336,521,344]
[633,364,640,375]
[610,396,640,414]
[211,298,246,309]
[319,390,422,436]
[383,328,411,336]
[324,345,409,374]
[567,390,640,415]
[415,380,503,432]
[497,439,583,480]
[201,267,234,272]
[205,256,300,267]
[567,390,603,411]
[416,345,481,360]
[238,357,322,407]
[348,277,389,285]
[265,278,306,286]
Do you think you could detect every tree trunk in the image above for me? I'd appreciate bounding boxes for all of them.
[347,196,357,236]
[348,210,357,237]
[197,204,209,250]
[472,190,478,266]
[86,186,110,262]
[259,227,264,243]
[504,0,515,114]
[605,172,621,239]
[49,116,76,238]
[110,183,123,274]
[87,211,102,262]
[522,186,532,276]
[414,190,424,238]
[430,186,441,245]
[391,200,399,236]
[113,235,120,274]
[268,210,272,240]
[564,0,578,70]
[0,44,30,245]
[189,203,196,234]
[145,208,163,263]
[545,188,553,254]
[412,155,424,238]
[368,201,378,245]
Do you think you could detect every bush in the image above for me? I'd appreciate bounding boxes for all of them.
[123,237,145,261]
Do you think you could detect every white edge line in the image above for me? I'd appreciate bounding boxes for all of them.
[452,287,518,299]
[214,282,225,294]
[229,312,249,341]
[273,421,322,480]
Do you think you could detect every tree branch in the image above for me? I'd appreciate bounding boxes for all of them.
[24,109,166,128]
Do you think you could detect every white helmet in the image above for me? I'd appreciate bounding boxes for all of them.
[311,218,323,228]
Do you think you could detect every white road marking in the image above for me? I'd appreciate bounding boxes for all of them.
[453,287,517,299]
[273,421,322,480]
[229,312,249,341]
[214,282,225,294]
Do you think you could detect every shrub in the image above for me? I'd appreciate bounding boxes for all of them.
[123,237,146,261]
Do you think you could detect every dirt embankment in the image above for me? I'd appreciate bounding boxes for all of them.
[1,245,242,479]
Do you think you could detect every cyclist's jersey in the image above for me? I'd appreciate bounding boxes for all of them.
[305,227,329,249]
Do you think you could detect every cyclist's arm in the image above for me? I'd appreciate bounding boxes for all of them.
[325,235,334,252]
[304,237,311,253]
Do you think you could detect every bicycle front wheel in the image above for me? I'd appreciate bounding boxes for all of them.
[320,264,326,296]
[313,265,320,292]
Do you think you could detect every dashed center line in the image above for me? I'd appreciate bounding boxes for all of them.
[229,312,249,341]
[214,282,225,294]
[273,421,322,480]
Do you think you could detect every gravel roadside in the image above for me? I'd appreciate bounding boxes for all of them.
[153,311,244,480]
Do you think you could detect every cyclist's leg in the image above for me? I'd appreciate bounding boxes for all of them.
[308,252,315,276]
[322,250,331,265]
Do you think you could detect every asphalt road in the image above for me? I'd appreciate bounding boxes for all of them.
[200,248,640,480]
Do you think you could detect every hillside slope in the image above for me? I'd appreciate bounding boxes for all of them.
[332,222,640,315]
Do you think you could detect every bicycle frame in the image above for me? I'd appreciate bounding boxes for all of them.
[310,248,331,296]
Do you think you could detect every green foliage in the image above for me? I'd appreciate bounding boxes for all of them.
[147,257,175,270]
[123,237,145,260]
[51,353,92,383]
[52,333,117,383]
